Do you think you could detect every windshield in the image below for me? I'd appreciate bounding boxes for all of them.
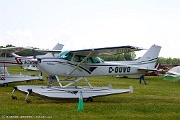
[56,51,72,61]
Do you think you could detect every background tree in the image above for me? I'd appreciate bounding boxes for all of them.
[124,52,136,61]
[100,52,135,61]
[6,44,14,47]
[157,57,167,64]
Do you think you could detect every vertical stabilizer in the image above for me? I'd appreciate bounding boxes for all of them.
[137,45,161,70]
[44,43,64,57]
[52,43,64,50]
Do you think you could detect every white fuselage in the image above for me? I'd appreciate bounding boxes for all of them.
[36,58,145,77]
[0,53,33,67]
[34,45,161,78]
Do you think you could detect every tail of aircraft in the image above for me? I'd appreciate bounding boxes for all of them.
[136,44,161,70]
[52,43,64,50]
[37,43,64,57]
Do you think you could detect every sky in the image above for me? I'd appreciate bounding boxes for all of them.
[0,0,180,58]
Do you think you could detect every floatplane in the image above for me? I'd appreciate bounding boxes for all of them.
[12,44,161,103]
[0,43,63,86]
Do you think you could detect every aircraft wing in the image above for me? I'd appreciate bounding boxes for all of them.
[0,44,63,54]
[0,75,42,84]
[0,47,32,54]
[70,46,144,57]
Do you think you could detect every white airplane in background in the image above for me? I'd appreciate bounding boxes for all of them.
[0,47,40,87]
[12,44,161,103]
[0,47,31,67]
[0,43,63,87]
[0,43,64,68]
[21,43,64,70]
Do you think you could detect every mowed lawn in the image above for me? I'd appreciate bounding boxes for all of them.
[0,66,180,120]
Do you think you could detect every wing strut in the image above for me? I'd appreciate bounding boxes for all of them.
[68,50,93,75]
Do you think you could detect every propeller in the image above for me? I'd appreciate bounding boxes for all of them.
[32,49,36,59]
[30,49,38,66]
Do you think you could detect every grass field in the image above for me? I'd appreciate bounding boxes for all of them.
[0,66,180,120]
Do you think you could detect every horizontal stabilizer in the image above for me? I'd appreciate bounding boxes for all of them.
[34,49,62,53]
[138,67,157,71]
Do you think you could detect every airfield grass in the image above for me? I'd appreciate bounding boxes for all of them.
[0,66,180,120]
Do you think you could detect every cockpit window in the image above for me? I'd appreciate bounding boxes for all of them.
[57,51,72,61]
[0,53,13,57]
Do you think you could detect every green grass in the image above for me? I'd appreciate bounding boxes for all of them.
[0,66,180,120]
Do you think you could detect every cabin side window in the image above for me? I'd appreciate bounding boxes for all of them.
[6,53,13,57]
[73,55,84,62]
[0,53,13,57]
[73,55,100,63]
[65,53,73,61]
[0,53,5,57]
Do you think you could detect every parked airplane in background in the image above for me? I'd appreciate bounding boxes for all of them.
[12,44,161,103]
[0,47,31,67]
[0,43,64,68]
[0,43,63,86]
[0,47,40,87]
[21,43,64,70]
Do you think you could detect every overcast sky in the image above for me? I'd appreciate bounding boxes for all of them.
[0,0,180,58]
